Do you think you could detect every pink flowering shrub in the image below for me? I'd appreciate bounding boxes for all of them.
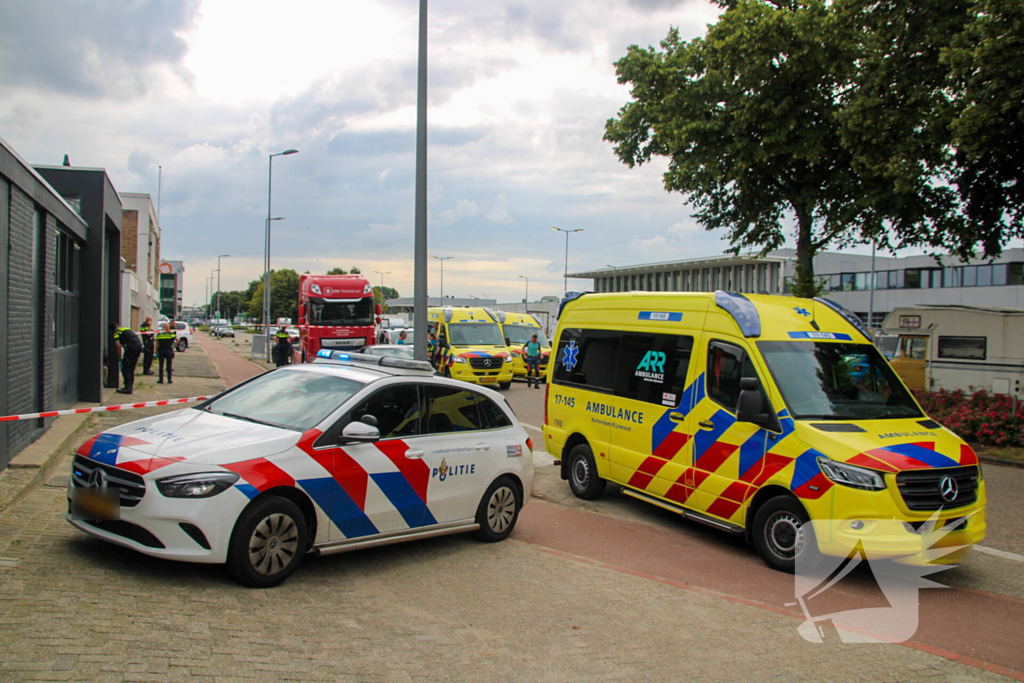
[914,388,1024,447]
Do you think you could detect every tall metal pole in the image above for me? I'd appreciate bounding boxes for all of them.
[432,256,452,300]
[374,270,391,308]
[868,241,876,334]
[519,275,528,304]
[413,0,429,362]
[217,254,230,321]
[265,149,297,359]
[564,232,569,292]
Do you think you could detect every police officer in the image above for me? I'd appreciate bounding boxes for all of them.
[110,323,143,394]
[275,327,292,367]
[155,322,176,384]
[139,316,155,375]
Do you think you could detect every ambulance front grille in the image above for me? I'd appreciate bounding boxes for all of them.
[71,455,146,508]
[895,465,979,511]
[468,357,502,370]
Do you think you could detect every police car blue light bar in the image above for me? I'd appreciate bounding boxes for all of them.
[316,349,350,360]
[813,297,872,341]
[714,291,761,337]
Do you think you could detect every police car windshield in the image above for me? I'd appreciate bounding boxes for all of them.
[757,341,922,420]
[448,322,504,346]
[309,299,374,327]
[505,325,548,346]
[204,369,364,431]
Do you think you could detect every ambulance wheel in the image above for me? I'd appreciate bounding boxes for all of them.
[567,443,605,500]
[498,381,511,390]
[227,495,307,588]
[752,495,817,573]
[474,476,521,542]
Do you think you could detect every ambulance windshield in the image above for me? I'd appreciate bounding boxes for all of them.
[448,322,505,346]
[757,341,922,420]
[309,298,374,327]
[504,325,548,346]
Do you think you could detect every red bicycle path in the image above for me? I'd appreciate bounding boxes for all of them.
[197,334,1024,679]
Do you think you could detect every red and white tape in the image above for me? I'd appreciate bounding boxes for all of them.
[0,396,213,423]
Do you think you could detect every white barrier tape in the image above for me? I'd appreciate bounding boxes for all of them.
[0,396,213,423]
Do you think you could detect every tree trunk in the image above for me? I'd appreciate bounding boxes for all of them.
[791,208,819,299]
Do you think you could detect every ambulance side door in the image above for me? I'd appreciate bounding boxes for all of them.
[607,332,697,501]
[687,336,769,524]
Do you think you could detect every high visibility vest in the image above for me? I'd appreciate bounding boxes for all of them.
[155,331,176,350]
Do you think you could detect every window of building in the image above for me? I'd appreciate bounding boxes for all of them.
[631,274,637,290]
[854,273,868,291]
[888,270,904,289]
[977,264,993,287]
[992,265,1007,286]
[673,271,680,290]
[655,272,662,292]
[1010,263,1024,285]
[943,267,961,288]
[841,273,855,291]
[647,273,654,291]
[938,336,986,360]
[962,265,977,287]
[54,231,81,350]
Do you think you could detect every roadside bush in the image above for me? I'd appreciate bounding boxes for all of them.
[914,388,1024,447]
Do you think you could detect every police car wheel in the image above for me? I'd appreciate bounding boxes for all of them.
[752,495,815,573]
[567,444,605,500]
[474,476,521,542]
[227,495,308,588]
[176,339,187,352]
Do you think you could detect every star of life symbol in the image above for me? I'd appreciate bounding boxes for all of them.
[790,508,981,644]
[562,341,579,371]
[793,306,810,317]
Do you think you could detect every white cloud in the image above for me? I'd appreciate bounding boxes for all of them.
[486,192,513,224]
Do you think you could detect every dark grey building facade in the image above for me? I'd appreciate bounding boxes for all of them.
[0,135,121,470]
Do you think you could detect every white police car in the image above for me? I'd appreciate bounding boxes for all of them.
[67,350,534,587]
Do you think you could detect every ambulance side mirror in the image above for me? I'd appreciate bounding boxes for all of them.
[736,377,777,430]
[341,421,380,443]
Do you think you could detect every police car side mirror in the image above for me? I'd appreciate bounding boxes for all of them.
[341,421,380,443]
[736,377,774,429]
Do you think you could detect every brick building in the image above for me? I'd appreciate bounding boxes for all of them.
[119,193,161,328]
[1,136,122,469]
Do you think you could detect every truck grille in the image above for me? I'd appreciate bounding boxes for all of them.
[71,455,146,508]
[895,465,979,511]
[468,357,503,370]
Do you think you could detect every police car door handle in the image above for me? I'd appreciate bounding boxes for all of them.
[698,420,715,430]
[405,449,425,459]
[474,443,491,451]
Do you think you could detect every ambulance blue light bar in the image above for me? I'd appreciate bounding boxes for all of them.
[557,291,588,319]
[714,291,761,337]
[813,298,872,341]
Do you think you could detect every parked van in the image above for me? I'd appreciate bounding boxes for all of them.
[881,305,1024,396]
[543,291,986,572]
[427,307,514,389]
[497,312,551,381]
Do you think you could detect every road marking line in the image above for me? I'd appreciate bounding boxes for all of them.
[974,545,1024,563]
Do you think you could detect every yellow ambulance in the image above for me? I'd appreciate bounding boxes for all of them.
[497,312,551,381]
[427,307,514,389]
[543,291,987,572]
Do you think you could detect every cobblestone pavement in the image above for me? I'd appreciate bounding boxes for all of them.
[0,480,1012,683]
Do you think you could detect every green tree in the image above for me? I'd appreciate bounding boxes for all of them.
[373,286,400,311]
[945,0,1024,255]
[326,267,347,275]
[605,2,879,297]
[349,266,361,274]
[246,269,300,322]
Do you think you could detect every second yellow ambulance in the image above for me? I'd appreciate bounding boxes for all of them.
[543,291,986,572]
[497,312,551,381]
[427,307,514,389]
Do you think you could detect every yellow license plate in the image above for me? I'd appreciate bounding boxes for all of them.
[481,377,497,383]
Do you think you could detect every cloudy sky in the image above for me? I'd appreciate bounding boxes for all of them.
[4,0,782,304]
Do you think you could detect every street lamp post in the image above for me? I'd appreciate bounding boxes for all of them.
[216,254,230,322]
[431,256,453,300]
[519,275,528,304]
[373,270,391,308]
[207,272,215,320]
[265,148,298,360]
[551,227,584,293]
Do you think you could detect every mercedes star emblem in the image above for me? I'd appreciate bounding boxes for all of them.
[88,468,107,491]
[484,359,492,367]
[939,476,958,503]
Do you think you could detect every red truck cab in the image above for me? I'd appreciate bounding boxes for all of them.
[298,274,380,361]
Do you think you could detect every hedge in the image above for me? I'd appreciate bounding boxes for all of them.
[914,388,1024,447]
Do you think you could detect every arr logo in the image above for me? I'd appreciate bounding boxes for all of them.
[635,350,666,384]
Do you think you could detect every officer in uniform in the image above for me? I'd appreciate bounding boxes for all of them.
[275,327,292,367]
[110,323,143,394]
[139,316,155,375]
[155,323,176,384]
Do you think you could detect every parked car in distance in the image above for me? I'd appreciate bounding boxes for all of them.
[174,321,193,352]
[366,344,414,360]
[219,327,236,338]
